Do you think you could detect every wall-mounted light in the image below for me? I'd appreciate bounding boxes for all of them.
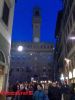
[60,74,64,81]
[17,46,23,52]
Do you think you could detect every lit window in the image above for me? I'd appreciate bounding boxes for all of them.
[69,72,72,79]
[73,69,75,78]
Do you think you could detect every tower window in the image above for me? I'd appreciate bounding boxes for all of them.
[2,1,9,26]
[35,10,39,16]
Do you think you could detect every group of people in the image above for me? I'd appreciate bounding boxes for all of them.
[8,81,75,100]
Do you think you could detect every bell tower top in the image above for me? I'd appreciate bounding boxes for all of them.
[33,7,40,16]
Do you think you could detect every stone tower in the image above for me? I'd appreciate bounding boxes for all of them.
[32,7,41,43]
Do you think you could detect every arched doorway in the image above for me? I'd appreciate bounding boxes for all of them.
[0,51,5,91]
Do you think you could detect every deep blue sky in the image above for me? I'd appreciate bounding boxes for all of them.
[12,0,62,43]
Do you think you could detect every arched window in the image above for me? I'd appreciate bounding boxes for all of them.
[0,51,5,63]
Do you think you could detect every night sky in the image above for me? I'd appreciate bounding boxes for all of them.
[12,0,62,43]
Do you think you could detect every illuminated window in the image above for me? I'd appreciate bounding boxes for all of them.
[73,69,75,78]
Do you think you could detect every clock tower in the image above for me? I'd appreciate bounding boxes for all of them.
[32,7,41,43]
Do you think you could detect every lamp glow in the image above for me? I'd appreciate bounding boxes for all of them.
[30,53,32,56]
[40,81,43,83]
[73,69,75,78]
[17,46,23,52]
[69,36,75,40]
[69,72,72,79]
[33,80,36,82]
[65,77,68,80]
[60,74,64,81]
[48,80,51,83]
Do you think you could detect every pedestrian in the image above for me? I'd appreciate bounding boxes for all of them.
[33,83,49,100]
[44,83,49,95]
[48,82,61,100]
[61,82,70,100]
[48,82,53,100]
[33,83,37,93]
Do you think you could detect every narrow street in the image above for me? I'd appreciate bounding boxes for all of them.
[0,0,75,100]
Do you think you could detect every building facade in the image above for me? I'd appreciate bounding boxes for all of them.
[54,10,63,81]
[55,0,75,83]
[10,42,54,84]
[63,0,75,83]
[9,8,54,84]
[0,0,15,91]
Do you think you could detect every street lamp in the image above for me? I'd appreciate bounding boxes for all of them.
[17,46,23,52]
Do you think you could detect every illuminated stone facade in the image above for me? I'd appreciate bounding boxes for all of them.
[0,0,15,91]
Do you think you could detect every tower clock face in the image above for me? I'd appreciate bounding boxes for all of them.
[34,37,39,42]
